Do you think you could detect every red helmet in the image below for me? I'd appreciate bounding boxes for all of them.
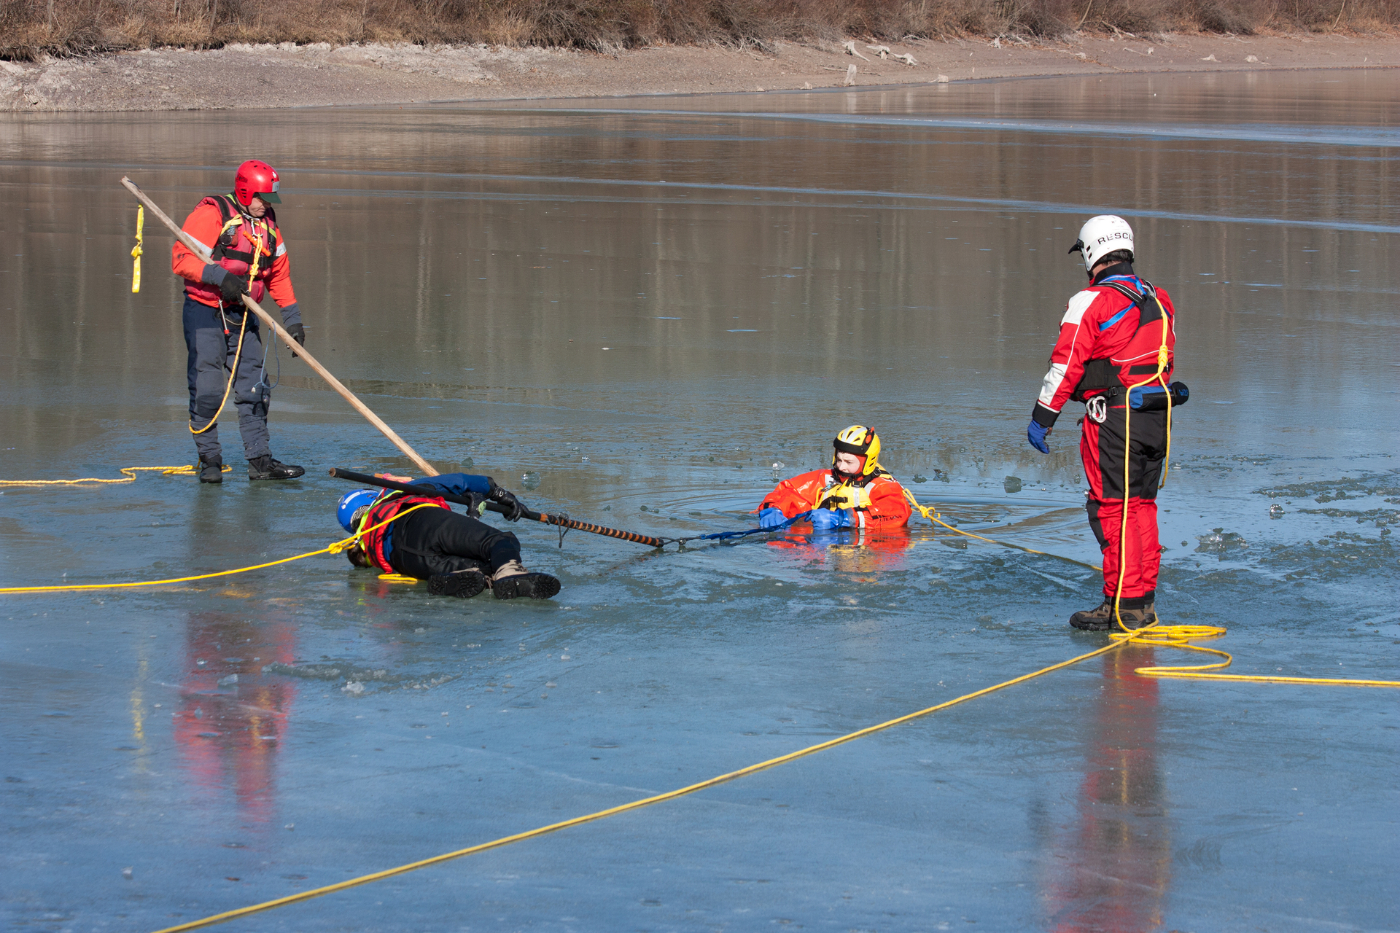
[233,159,281,207]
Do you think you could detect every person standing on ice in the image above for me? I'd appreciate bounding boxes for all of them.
[171,159,306,484]
[336,473,561,600]
[1026,215,1179,631]
[757,426,912,532]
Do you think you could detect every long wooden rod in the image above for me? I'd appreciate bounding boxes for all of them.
[120,176,439,476]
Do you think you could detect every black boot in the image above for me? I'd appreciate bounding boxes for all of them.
[198,457,224,484]
[428,569,490,599]
[1069,599,1157,632]
[490,560,561,600]
[247,455,305,481]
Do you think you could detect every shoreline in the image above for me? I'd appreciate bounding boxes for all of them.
[2,31,1397,112]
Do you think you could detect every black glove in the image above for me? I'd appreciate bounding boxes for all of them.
[215,268,249,306]
[489,482,526,522]
[285,322,306,347]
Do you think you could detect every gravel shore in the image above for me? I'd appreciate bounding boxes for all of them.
[2,31,1395,111]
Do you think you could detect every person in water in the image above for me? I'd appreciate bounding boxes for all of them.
[1025,215,1178,631]
[757,426,912,532]
[336,473,560,600]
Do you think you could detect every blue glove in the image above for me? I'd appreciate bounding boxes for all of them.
[810,508,851,531]
[1027,420,1051,454]
[758,507,787,530]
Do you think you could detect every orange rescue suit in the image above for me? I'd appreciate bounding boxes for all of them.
[760,469,912,529]
[172,195,296,309]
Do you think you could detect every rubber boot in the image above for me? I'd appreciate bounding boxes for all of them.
[247,455,305,481]
[1069,599,1157,632]
[428,569,489,599]
[491,559,561,600]
[198,457,224,484]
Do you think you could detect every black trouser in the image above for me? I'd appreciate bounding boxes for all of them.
[183,296,271,464]
[388,508,520,579]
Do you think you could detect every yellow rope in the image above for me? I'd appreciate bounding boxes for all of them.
[1110,291,1174,631]
[0,465,229,487]
[144,617,1400,933]
[1115,622,1400,687]
[191,219,268,436]
[189,303,248,436]
[0,504,437,595]
[147,638,1126,933]
[902,488,1103,572]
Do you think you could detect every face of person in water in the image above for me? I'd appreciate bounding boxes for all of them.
[834,452,863,475]
[247,195,270,218]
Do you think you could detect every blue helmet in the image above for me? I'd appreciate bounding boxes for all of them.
[337,489,379,533]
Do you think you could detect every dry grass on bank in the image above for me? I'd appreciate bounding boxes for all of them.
[3,0,1398,60]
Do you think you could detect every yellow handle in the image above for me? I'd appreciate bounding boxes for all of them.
[130,205,144,293]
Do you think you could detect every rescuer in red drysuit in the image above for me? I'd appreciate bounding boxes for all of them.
[1026,215,1177,631]
[172,159,305,484]
[758,426,912,533]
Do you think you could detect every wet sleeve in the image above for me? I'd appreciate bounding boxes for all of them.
[171,203,221,282]
[265,249,297,308]
[759,472,820,518]
[864,479,913,526]
[1033,288,1101,426]
[415,474,493,497]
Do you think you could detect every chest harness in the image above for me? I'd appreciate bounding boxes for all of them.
[356,491,449,573]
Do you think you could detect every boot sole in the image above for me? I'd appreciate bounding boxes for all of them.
[492,573,561,600]
[248,471,305,481]
[428,573,489,599]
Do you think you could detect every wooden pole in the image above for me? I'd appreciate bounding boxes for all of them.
[121,176,439,476]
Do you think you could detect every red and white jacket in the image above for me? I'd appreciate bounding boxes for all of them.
[1032,263,1176,428]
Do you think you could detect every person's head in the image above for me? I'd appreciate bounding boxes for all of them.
[337,488,378,533]
[234,159,282,218]
[832,425,883,482]
[1068,214,1133,277]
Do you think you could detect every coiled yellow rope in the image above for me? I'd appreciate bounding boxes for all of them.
[0,465,229,487]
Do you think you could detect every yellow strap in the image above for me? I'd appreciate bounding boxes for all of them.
[130,206,143,293]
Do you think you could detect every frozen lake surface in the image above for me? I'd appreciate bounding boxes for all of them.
[2,70,1398,931]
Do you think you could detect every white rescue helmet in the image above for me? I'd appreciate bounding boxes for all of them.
[1068,215,1134,272]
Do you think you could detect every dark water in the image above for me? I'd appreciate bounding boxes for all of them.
[2,70,1397,932]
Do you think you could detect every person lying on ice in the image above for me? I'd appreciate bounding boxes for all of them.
[757,426,912,532]
[336,473,560,600]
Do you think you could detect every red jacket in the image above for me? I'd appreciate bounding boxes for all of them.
[760,468,912,529]
[172,195,296,309]
[1032,265,1176,427]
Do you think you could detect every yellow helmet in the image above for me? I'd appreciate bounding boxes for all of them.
[832,425,882,479]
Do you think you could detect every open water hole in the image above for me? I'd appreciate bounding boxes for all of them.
[1,70,1397,931]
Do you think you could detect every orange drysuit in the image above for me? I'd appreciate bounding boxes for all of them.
[760,469,912,530]
[172,195,296,309]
